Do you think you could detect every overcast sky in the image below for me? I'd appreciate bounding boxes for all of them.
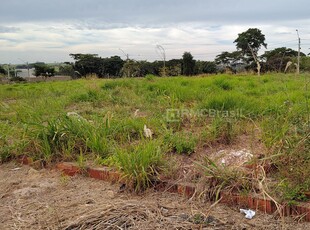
[0,0,310,64]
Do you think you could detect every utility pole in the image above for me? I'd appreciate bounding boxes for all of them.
[156,45,166,76]
[296,29,301,75]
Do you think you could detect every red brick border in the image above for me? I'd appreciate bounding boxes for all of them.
[18,158,310,222]
[55,162,81,176]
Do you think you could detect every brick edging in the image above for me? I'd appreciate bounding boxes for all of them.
[18,159,310,222]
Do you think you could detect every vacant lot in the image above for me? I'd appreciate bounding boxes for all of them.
[1,163,309,229]
[0,74,309,203]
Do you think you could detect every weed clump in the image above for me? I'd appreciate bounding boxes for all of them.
[198,157,253,201]
[109,140,165,192]
[164,131,197,155]
[213,77,233,90]
[204,118,237,145]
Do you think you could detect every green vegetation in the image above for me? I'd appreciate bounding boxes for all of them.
[0,74,309,200]
[108,140,165,192]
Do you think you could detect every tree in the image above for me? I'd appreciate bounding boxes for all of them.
[166,59,182,76]
[215,51,243,72]
[234,28,267,75]
[182,52,195,76]
[34,63,55,77]
[261,47,306,72]
[70,54,104,77]
[57,64,75,77]
[234,28,267,59]
[102,56,124,77]
[70,54,124,78]
[202,61,217,74]
[300,56,310,72]
[0,65,6,75]
[195,61,217,74]
[121,60,141,77]
[138,61,157,76]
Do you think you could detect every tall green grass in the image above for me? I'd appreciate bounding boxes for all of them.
[0,74,309,200]
[108,140,165,192]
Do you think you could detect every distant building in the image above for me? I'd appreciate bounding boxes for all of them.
[16,68,35,78]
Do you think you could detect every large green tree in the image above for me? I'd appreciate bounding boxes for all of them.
[34,63,55,77]
[102,56,124,78]
[182,52,195,76]
[70,54,124,78]
[234,28,267,75]
[234,28,267,60]
[70,54,104,77]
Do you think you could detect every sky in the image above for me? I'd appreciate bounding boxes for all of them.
[0,0,310,64]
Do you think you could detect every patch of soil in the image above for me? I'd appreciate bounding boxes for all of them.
[168,130,266,185]
[0,163,309,229]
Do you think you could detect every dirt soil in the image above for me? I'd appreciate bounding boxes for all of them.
[0,163,309,230]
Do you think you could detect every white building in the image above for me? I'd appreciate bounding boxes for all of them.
[16,68,35,78]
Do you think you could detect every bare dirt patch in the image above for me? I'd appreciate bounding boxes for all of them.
[0,163,309,229]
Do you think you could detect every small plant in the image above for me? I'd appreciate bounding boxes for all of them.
[110,140,165,192]
[278,180,308,205]
[206,117,236,145]
[77,148,87,170]
[164,131,197,155]
[145,74,156,81]
[180,80,190,86]
[213,77,232,90]
[197,157,251,201]
[74,89,99,102]
[0,144,11,163]
[101,81,118,90]
[59,174,70,186]
[29,115,90,162]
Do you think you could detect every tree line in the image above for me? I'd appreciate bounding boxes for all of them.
[1,28,309,79]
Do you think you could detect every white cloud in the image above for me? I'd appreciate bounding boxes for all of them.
[1,18,310,63]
